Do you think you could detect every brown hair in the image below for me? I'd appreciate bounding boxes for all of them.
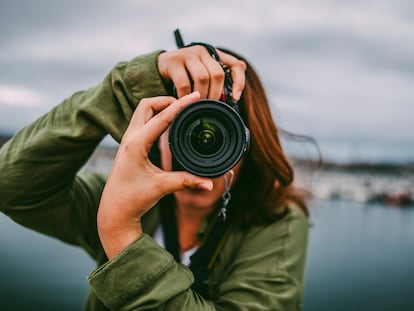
[220,48,310,227]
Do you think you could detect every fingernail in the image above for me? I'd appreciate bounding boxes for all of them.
[182,91,200,102]
[197,181,213,191]
[233,90,242,101]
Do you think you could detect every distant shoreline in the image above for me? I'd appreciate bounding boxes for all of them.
[1,134,413,172]
[1,134,413,206]
[293,158,414,175]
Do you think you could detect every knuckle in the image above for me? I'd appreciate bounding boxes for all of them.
[211,68,225,82]
[164,50,179,62]
[196,73,210,85]
[237,59,247,71]
[191,45,205,55]
[174,80,191,95]
[182,174,194,189]
[138,98,151,109]
[175,83,191,94]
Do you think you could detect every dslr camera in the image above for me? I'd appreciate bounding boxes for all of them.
[169,65,250,178]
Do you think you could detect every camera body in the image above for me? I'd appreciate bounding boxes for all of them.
[169,67,250,177]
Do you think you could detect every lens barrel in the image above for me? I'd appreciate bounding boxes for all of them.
[169,99,250,177]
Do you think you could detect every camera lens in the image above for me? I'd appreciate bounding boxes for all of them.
[189,119,224,156]
[169,99,250,177]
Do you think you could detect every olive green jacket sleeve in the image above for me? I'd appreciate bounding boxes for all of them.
[0,50,167,259]
[87,205,308,311]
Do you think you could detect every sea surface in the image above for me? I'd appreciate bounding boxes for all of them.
[0,146,413,310]
[304,199,414,311]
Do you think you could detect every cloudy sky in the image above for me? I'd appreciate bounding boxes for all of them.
[1,0,413,162]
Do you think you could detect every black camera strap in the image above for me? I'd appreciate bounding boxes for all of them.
[159,194,232,298]
[159,195,181,263]
[174,29,220,61]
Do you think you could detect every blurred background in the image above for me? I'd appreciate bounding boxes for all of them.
[1,0,413,310]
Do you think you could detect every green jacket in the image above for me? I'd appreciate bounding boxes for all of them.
[0,51,309,310]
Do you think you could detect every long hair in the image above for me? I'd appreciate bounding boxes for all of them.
[219,48,310,227]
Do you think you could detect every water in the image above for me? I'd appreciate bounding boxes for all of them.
[304,200,414,311]
[1,199,413,310]
[0,215,95,310]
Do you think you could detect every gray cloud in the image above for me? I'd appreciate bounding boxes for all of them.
[1,0,413,162]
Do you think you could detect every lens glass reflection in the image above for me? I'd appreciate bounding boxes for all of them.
[188,119,224,156]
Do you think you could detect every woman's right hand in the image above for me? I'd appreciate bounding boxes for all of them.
[97,92,213,260]
[158,45,246,101]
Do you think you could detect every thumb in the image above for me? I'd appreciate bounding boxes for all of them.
[159,172,213,194]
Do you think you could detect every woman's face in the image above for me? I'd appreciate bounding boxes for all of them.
[158,131,242,212]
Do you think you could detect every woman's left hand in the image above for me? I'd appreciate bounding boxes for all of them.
[97,92,213,260]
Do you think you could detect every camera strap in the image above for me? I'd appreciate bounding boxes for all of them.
[174,29,220,61]
[159,194,232,298]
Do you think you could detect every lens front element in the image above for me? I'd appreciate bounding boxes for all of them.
[190,119,224,157]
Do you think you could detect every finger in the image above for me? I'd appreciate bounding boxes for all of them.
[185,57,210,99]
[168,64,192,98]
[199,54,225,100]
[158,171,213,194]
[131,96,176,128]
[217,51,246,101]
[141,92,201,147]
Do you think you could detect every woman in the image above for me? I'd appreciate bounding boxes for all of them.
[0,41,309,310]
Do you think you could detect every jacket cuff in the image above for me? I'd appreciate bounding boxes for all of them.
[123,50,168,104]
[88,234,193,310]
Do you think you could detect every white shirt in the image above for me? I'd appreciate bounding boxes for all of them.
[153,225,199,267]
